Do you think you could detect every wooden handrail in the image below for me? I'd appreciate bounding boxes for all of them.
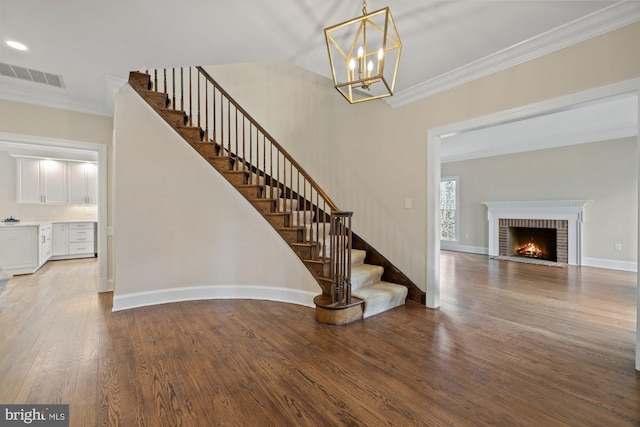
[195,66,340,213]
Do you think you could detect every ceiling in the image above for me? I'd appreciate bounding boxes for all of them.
[1,0,640,117]
[1,1,639,163]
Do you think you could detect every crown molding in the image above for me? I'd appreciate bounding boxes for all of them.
[0,77,114,117]
[432,77,640,139]
[441,124,638,163]
[387,1,640,108]
[105,74,128,115]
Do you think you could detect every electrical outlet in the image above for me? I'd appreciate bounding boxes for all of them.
[614,243,622,251]
[464,233,470,239]
[405,198,412,209]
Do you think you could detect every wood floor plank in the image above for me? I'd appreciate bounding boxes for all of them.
[0,253,638,426]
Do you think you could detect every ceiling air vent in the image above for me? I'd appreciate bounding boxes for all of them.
[0,62,65,88]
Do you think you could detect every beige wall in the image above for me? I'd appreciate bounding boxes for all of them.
[3,20,640,298]
[0,99,113,145]
[0,98,114,282]
[442,137,638,264]
[112,85,319,307]
[202,21,640,290]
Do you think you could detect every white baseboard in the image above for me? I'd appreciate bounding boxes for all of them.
[440,245,637,272]
[581,257,637,272]
[112,285,317,312]
[441,241,489,255]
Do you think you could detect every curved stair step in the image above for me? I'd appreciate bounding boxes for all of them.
[290,211,314,226]
[278,198,298,212]
[351,264,384,290]
[351,249,367,266]
[263,186,281,198]
[352,281,408,318]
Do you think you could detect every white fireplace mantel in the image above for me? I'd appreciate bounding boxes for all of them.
[482,200,590,265]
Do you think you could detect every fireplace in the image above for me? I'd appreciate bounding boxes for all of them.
[510,227,557,261]
[499,219,567,263]
[484,201,588,266]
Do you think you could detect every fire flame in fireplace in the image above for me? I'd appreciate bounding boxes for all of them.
[516,240,545,258]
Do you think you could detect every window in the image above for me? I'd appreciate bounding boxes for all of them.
[440,176,458,241]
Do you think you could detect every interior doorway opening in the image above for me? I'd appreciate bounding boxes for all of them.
[0,132,109,292]
[426,80,640,370]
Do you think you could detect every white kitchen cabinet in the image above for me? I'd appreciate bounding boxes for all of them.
[17,158,42,203]
[0,226,38,275]
[69,222,95,257]
[50,222,96,260]
[17,158,67,204]
[68,162,97,204]
[38,224,52,266]
[52,223,69,257]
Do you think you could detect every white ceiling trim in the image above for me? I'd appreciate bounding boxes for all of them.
[386,1,640,109]
[1,141,98,162]
[441,125,638,163]
[435,76,640,138]
[0,78,111,117]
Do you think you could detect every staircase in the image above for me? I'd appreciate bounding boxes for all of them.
[128,68,424,324]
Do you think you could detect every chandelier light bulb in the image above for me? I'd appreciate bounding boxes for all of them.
[349,58,356,81]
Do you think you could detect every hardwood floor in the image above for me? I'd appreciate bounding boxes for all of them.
[0,253,638,426]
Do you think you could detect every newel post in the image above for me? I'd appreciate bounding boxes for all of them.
[330,211,353,305]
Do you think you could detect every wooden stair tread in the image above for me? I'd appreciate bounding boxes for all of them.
[279,226,306,231]
[304,258,330,265]
[176,125,202,131]
[290,242,320,248]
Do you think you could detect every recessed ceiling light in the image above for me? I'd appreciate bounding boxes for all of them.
[6,40,28,51]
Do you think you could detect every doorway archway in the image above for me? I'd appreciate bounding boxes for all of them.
[425,78,640,370]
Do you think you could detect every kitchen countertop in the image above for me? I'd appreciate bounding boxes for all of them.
[0,219,97,228]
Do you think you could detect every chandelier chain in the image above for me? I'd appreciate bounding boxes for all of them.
[362,0,367,15]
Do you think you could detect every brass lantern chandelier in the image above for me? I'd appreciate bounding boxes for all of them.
[324,0,402,104]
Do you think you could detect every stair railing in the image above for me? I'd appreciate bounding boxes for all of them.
[330,211,353,305]
[143,66,352,305]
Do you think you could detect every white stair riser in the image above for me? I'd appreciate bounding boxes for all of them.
[350,265,384,290]
[290,211,314,227]
[278,199,299,212]
[263,186,281,198]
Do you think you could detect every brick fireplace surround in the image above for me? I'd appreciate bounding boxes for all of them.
[483,201,589,266]
[499,218,569,264]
